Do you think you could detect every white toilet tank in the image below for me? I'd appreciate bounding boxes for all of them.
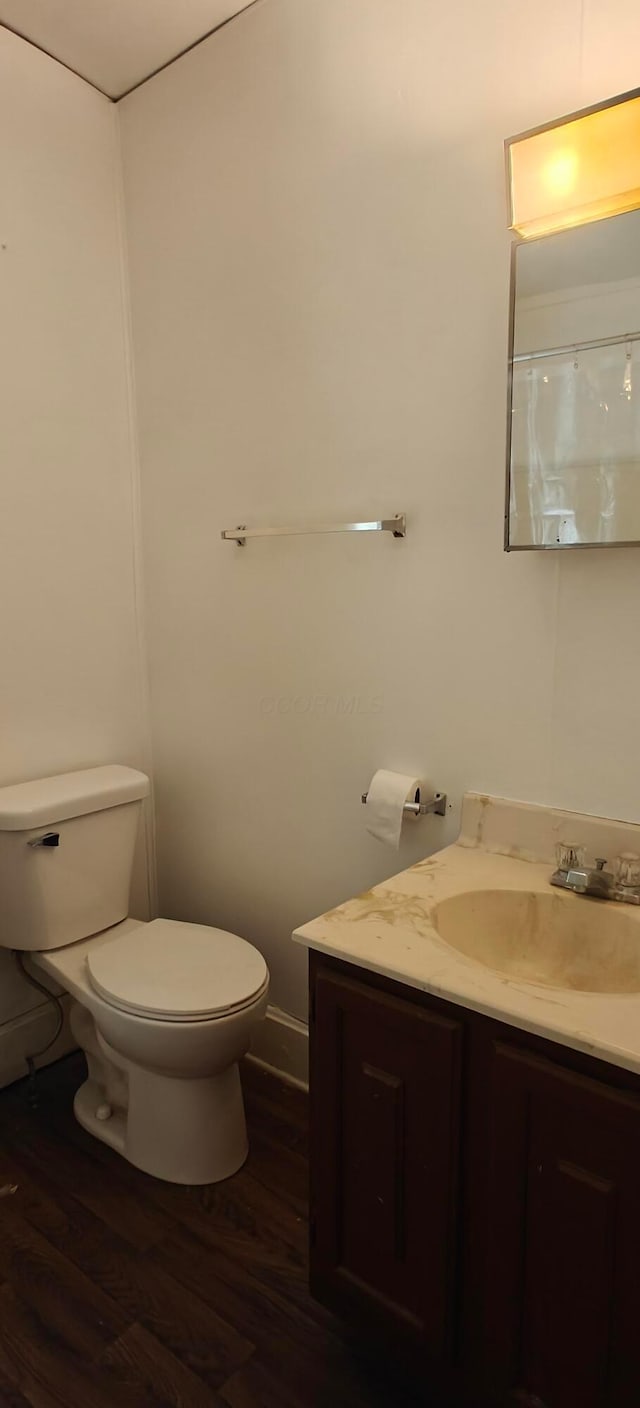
[0,765,150,952]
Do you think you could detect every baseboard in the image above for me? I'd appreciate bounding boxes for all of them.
[248,1004,309,1090]
[0,997,77,1090]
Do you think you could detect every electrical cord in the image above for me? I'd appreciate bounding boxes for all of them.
[13,951,65,1105]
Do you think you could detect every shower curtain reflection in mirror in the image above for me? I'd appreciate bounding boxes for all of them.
[506,207,640,549]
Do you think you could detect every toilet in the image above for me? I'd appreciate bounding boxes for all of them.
[0,765,269,1185]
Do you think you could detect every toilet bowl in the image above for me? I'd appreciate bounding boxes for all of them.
[0,766,270,1185]
[35,916,269,1183]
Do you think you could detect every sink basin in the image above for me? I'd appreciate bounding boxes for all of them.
[432,889,640,993]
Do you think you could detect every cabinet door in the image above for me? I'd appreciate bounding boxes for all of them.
[483,1042,640,1408]
[310,966,463,1362]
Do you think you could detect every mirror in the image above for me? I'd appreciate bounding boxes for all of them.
[506,208,640,549]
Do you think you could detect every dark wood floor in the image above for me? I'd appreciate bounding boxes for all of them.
[0,1053,423,1408]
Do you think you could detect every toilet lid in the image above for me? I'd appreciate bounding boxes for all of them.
[86,919,269,1022]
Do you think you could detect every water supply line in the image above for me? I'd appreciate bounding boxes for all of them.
[13,951,65,1106]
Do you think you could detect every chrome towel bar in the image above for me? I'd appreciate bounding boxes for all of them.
[221,514,406,546]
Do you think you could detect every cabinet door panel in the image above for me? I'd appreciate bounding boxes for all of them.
[484,1042,640,1408]
[310,968,463,1359]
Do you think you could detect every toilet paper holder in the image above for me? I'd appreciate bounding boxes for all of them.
[361,789,447,817]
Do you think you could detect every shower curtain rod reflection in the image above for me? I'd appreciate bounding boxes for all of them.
[513,330,640,364]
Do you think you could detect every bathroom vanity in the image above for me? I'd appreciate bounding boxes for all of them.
[295,795,640,1408]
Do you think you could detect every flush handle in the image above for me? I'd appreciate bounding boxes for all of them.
[28,831,60,848]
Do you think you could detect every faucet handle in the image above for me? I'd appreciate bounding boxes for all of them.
[614,852,640,888]
[555,843,586,871]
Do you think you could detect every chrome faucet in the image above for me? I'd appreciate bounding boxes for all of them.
[551,845,640,904]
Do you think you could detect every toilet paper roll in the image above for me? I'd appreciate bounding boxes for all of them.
[364,769,422,850]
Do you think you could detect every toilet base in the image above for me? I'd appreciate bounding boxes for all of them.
[74,1077,127,1155]
[70,1001,250,1184]
[74,1064,249,1184]
[128,1060,248,1184]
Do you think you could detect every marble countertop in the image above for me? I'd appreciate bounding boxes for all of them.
[293,793,640,1075]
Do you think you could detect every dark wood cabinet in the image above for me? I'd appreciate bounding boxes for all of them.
[483,1041,640,1408]
[309,953,640,1407]
[310,967,463,1364]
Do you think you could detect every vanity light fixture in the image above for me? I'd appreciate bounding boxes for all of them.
[507,88,640,239]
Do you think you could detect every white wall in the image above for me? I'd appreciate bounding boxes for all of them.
[120,0,640,1022]
[0,29,152,1078]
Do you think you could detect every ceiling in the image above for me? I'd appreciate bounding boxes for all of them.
[0,0,257,99]
[517,208,640,299]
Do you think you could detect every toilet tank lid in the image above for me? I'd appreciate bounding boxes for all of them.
[0,765,150,830]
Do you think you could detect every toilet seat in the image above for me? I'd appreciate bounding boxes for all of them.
[86,918,268,1023]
